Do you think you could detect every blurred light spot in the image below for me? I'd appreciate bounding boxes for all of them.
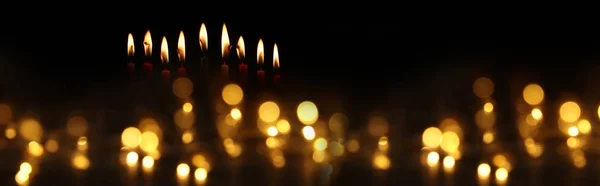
[297,101,319,125]
[347,139,360,153]
[443,156,455,170]
[483,102,494,113]
[28,141,44,157]
[475,110,496,130]
[312,150,326,163]
[568,126,579,137]
[483,132,494,144]
[77,136,88,151]
[522,84,544,105]
[140,131,159,153]
[225,114,238,126]
[566,137,580,148]
[174,109,195,130]
[173,77,194,98]
[221,83,243,105]
[142,156,154,170]
[19,119,43,142]
[177,163,190,178]
[560,101,581,122]
[572,150,586,168]
[439,118,463,138]
[15,171,29,185]
[72,153,90,170]
[66,116,88,137]
[427,151,439,167]
[121,127,142,148]
[378,136,389,151]
[577,119,591,135]
[302,126,315,140]
[194,168,208,183]
[495,168,508,184]
[276,119,291,134]
[5,127,16,139]
[272,155,286,168]
[328,113,348,134]
[525,114,539,126]
[492,154,511,171]
[314,138,328,151]
[265,137,280,148]
[0,104,12,123]
[259,101,280,123]
[368,116,389,137]
[531,108,543,120]
[422,127,442,148]
[192,154,211,171]
[126,151,139,167]
[20,162,32,174]
[473,77,494,98]
[230,108,242,121]
[440,131,460,153]
[267,126,278,137]
[373,153,390,170]
[183,102,193,113]
[329,141,344,157]
[138,118,162,138]
[477,163,491,179]
[182,131,194,144]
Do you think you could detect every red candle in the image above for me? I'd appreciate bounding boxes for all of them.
[239,63,248,85]
[257,69,266,87]
[221,64,229,81]
[178,67,187,77]
[126,33,135,75]
[161,69,171,80]
[143,30,153,77]
[143,62,153,76]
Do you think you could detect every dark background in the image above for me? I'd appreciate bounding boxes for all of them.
[2,10,600,185]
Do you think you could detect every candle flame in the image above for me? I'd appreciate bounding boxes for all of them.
[144,30,152,57]
[273,43,279,69]
[178,30,186,62]
[127,33,135,57]
[237,36,245,60]
[257,38,264,66]
[221,23,230,59]
[160,36,169,64]
[199,23,208,52]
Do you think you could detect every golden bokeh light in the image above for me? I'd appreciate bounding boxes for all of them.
[373,153,390,170]
[0,103,12,123]
[329,113,349,136]
[426,151,439,167]
[577,119,592,135]
[5,127,16,139]
[483,102,494,113]
[182,131,194,144]
[598,105,600,120]
[140,131,160,153]
[173,77,194,99]
[492,154,511,171]
[66,116,88,137]
[531,108,543,120]
[368,116,389,137]
[265,137,281,149]
[77,136,88,151]
[477,163,491,179]
[495,168,508,184]
[174,109,195,130]
[19,119,43,142]
[422,127,442,148]
[15,170,29,185]
[566,137,580,149]
[72,153,90,170]
[347,139,360,153]
[126,151,139,167]
[272,154,286,168]
[440,131,460,153]
[443,156,455,170]
[560,101,581,122]
[378,136,389,151]
[302,126,316,140]
[568,126,579,137]
[483,131,494,144]
[314,138,328,151]
[473,77,494,98]
[522,84,544,105]
[20,162,32,175]
[142,156,154,170]
[177,163,190,178]
[138,118,162,138]
[121,127,142,148]
[192,154,211,171]
[572,149,586,168]
[329,141,345,157]
[296,101,319,125]
[276,119,291,134]
[475,109,496,131]
[195,168,208,183]
[28,141,44,157]
[183,102,193,113]
[230,108,242,121]
[259,101,280,123]
[267,126,279,137]
[312,150,326,163]
[222,84,244,105]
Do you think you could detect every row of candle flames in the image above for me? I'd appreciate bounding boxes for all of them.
[1,76,596,185]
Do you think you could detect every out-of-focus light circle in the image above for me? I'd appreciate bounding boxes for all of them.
[440,131,460,153]
[296,101,319,125]
[577,119,592,135]
[126,151,139,167]
[347,139,360,153]
[427,151,439,167]
[28,141,44,157]
[230,108,242,120]
[368,116,389,137]
[72,153,90,170]
[194,168,208,182]
[181,131,194,144]
[483,102,494,113]
[276,119,291,134]
[173,77,194,98]
[121,127,142,148]
[267,126,279,137]
[531,108,543,120]
[221,84,243,105]
[314,138,328,151]
[183,102,193,113]
[495,168,508,183]
[568,126,579,137]
[328,113,348,134]
[422,127,442,148]
[258,101,280,123]
[443,156,455,169]
[45,139,59,153]
[19,162,32,174]
[0,103,12,123]
[373,153,390,170]
[5,127,16,139]
[560,101,581,123]
[302,126,315,140]
[66,116,88,137]
[473,77,494,98]
[19,119,43,142]
[522,84,544,105]
[483,132,494,144]
[477,163,491,178]
[176,163,190,177]
[142,156,154,169]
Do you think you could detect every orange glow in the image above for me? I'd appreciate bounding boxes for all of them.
[127,33,135,57]
[178,30,186,62]
[221,23,230,59]
[199,23,208,52]
[257,38,264,66]
[273,43,280,69]
[237,36,245,60]
[144,30,152,57]
[160,36,169,64]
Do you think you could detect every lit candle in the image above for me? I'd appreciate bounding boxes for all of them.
[143,30,153,76]
[160,36,170,80]
[221,23,230,81]
[199,23,209,66]
[272,43,280,85]
[126,33,135,74]
[237,36,247,85]
[256,38,266,87]
[177,30,187,77]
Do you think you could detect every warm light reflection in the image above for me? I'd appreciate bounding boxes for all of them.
[77,136,88,151]
[427,151,439,167]
[577,119,592,135]
[378,136,389,151]
[422,127,442,148]
[231,108,242,121]
[15,171,29,185]
[297,101,319,125]
[531,108,543,120]
[483,131,494,144]
[178,30,186,62]
[237,36,245,60]
[182,131,194,144]
[72,153,90,170]
[160,36,169,64]
[442,156,455,171]
[183,102,193,113]
[276,119,291,134]
[273,43,280,69]
[28,141,44,157]
[257,38,264,66]
[302,126,316,140]
[126,151,139,167]
[314,138,328,151]
[523,84,544,105]
[144,30,152,57]
[199,23,208,52]
[440,131,460,153]
[483,102,494,113]
[127,33,135,57]
[560,101,581,122]
[347,139,360,153]
[122,127,142,148]
[259,101,280,123]
[267,126,279,137]
[221,23,230,59]
[140,131,159,153]
[5,127,16,139]
[195,168,208,184]
[20,162,32,174]
[477,163,491,179]
[568,126,579,137]
[222,84,244,105]
[373,153,390,170]
[177,163,190,179]
[142,156,154,170]
[495,168,508,184]
[473,77,494,98]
